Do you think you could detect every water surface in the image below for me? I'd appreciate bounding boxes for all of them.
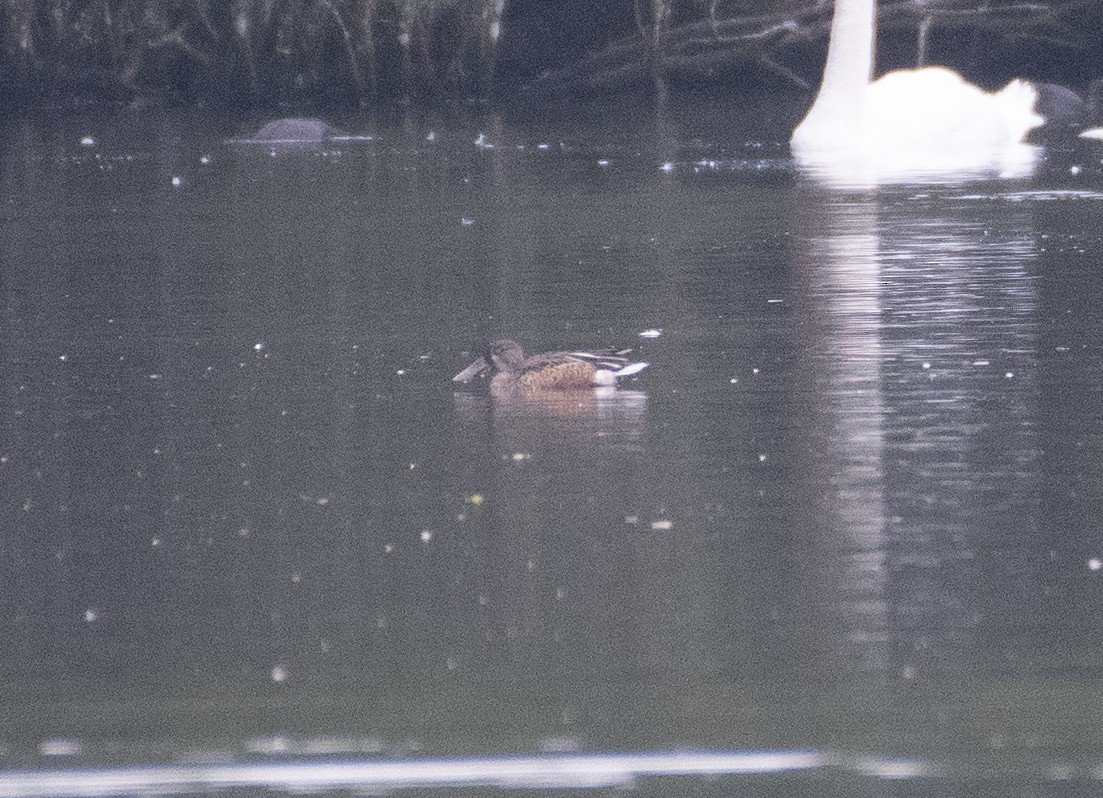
[2,99,1103,795]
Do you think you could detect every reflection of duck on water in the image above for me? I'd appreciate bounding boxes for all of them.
[453,340,648,393]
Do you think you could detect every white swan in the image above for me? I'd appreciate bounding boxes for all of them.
[790,0,1043,183]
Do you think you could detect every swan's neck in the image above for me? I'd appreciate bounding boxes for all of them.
[819,0,875,103]
[791,0,875,146]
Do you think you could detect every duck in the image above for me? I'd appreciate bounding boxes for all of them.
[1073,78,1103,141]
[453,340,648,392]
[1031,79,1103,145]
[789,0,1043,181]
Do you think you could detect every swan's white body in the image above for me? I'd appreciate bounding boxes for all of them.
[790,0,1042,183]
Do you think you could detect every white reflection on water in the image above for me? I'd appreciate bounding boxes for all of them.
[793,181,1041,678]
[791,145,1039,190]
[876,191,1041,677]
[793,193,889,674]
[0,749,823,797]
[959,189,1103,203]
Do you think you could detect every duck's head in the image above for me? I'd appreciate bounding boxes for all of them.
[486,339,525,372]
[453,339,525,383]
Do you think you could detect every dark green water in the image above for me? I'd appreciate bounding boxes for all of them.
[2,99,1103,795]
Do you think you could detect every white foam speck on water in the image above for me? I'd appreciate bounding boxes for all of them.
[244,736,290,754]
[852,755,933,779]
[39,738,83,757]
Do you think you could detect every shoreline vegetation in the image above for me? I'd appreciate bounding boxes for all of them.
[0,0,1099,112]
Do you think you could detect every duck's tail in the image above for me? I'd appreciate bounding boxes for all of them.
[613,362,648,377]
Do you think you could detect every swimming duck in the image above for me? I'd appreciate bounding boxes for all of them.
[453,340,648,391]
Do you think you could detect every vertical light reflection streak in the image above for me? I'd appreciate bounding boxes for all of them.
[875,195,1040,680]
[794,193,889,676]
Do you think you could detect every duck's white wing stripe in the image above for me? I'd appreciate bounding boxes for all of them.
[570,351,633,371]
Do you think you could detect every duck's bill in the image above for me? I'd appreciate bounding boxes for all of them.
[453,357,489,383]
